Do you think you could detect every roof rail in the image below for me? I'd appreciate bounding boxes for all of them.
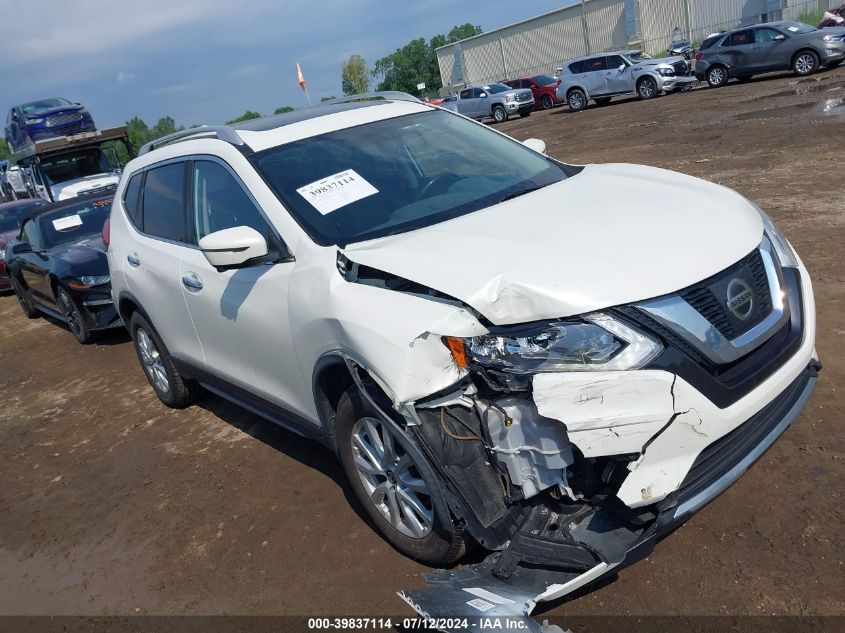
[319,91,422,106]
[138,126,247,156]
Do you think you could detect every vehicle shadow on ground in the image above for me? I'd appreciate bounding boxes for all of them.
[194,391,389,546]
[37,312,132,346]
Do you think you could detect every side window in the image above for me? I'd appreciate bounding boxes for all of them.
[191,161,276,247]
[587,57,607,72]
[20,219,43,250]
[122,172,143,228]
[472,88,486,98]
[141,162,188,242]
[459,89,471,99]
[569,60,585,74]
[606,55,625,70]
[728,29,753,46]
[754,28,780,44]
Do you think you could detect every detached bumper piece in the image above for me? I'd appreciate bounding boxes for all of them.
[399,363,819,631]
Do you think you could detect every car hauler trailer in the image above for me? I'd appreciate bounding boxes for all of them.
[8,126,132,202]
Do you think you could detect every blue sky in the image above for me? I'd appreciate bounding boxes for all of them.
[3,1,574,128]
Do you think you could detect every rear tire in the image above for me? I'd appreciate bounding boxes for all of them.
[567,88,587,112]
[793,50,819,76]
[335,387,466,565]
[129,312,198,408]
[541,94,555,110]
[707,64,729,88]
[11,277,39,319]
[492,105,508,123]
[595,97,612,106]
[56,285,93,344]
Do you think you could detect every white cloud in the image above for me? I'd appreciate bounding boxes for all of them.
[117,72,136,84]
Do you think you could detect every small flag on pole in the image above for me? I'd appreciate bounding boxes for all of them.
[297,62,307,91]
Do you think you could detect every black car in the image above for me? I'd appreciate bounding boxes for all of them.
[6,193,120,343]
[0,198,49,290]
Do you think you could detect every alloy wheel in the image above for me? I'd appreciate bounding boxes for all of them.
[58,289,84,339]
[541,94,554,110]
[136,327,170,394]
[639,79,656,98]
[569,92,585,110]
[709,67,725,86]
[350,416,434,539]
[795,53,815,75]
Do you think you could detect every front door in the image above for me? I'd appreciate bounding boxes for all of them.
[751,27,790,70]
[178,159,310,419]
[15,218,52,304]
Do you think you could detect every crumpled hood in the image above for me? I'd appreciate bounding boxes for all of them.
[52,175,118,201]
[640,54,686,67]
[342,163,764,326]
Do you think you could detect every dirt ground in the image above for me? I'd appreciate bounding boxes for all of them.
[1,67,843,620]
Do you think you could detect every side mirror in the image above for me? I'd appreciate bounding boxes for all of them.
[618,64,627,72]
[479,92,487,98]
[12,242,32,255]
[199,226,268,270]
[774,34,786,41]
[522,138,547,154]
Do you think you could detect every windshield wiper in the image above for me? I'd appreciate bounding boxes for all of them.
[498,185,546,203]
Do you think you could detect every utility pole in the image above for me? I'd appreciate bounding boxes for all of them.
[581,0,592,55]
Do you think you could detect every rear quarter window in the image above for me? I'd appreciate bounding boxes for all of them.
[122,172,143,228]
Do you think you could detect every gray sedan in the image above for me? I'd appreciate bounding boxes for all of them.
[695,21,845,87]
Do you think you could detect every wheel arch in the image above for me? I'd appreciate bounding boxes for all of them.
[566,84,589,99]
[791,47,820,66]
[116,290,154,331]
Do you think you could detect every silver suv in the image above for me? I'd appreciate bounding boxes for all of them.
[556,50,697,111]
[441,83,534,122]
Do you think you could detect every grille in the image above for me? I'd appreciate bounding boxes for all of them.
[679,249,771,339]
[46,113,82,127]
[673,61,690,76]
[516,91,532,102]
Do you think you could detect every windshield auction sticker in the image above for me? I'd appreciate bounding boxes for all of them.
[297,169,378,215]
[52,215,83,231]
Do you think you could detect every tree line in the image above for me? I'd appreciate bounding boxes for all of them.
[340,23,482,97]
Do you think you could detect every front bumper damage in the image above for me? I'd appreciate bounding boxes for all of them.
[398,363,818,631]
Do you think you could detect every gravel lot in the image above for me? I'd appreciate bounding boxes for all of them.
[1,67,843,619]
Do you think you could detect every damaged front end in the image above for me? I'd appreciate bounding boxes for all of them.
[336,248,818,630]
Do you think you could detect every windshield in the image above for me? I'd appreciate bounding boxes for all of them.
[534,75,558,86]
[781,21,816,34]
[20,98,73,114]
[252,110,571,246]
[626,51,653,61]
[39,196,112,247]
[485,83,512,94]
[40,150,113,186]
[0,201,46,233]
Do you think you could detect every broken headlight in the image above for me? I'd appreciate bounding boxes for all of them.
[451,313,662,374]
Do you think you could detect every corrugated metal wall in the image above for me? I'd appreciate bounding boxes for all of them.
[436,0,842,91]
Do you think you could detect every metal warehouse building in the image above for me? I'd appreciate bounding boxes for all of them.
[436,0,840,90]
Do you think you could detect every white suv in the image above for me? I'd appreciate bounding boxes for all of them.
[108,94,818,624]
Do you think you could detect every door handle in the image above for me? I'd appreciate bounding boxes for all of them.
[127,254,140,266]
[181,273,203,290]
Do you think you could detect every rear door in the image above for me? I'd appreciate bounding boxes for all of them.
[583,56,608,95]
[124,160,204,366]
[722,28,755,72]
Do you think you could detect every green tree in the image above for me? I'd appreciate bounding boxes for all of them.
[274,106,294,114]
[373,23,482,95]
[152,116,179,138]
[341,54,370,95]
[226,110,262,125]
[0,138,10,161]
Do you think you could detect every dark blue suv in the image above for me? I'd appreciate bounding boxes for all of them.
[5,98,96,153]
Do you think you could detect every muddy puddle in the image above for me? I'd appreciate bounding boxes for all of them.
[741,75,845,120]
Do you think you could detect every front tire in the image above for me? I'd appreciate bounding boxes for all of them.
[335,387,466,565]
[567,88,587,112]
[637,76,658,100]
[793,50,819,76]
[56,286,93,344]
[492,105,508,123]
[129,312,198,408]
[540,94,555,110]
[707,64,729,88]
